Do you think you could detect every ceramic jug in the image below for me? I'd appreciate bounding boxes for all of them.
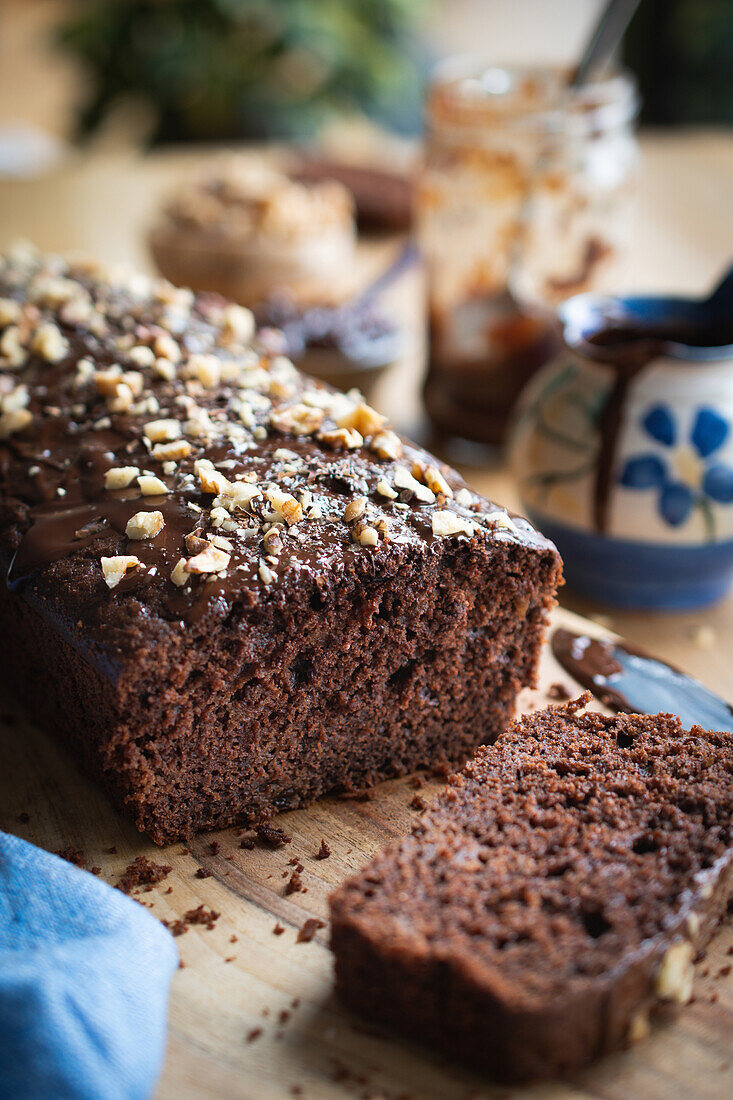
[509,271,733,608]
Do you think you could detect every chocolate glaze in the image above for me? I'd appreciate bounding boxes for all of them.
[0,250,551,628]
[552,627,733,733]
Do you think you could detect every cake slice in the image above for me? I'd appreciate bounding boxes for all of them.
[329,696,733,1081]
[0,246,560,843]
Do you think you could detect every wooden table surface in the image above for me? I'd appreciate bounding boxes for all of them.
[1,133,732,1098]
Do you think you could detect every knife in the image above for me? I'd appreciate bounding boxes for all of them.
[551,627,733,734]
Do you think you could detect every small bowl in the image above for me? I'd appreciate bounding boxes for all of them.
[255,295,403,401]
[509,278,733,609]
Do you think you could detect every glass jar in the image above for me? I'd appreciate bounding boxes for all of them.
[418,61,639,449]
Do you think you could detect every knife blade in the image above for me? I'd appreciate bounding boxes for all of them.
[551,627,733,734]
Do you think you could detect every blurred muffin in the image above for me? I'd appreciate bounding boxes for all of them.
[149,158,356,306]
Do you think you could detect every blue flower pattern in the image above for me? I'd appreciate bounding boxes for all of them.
[620,405,733,529]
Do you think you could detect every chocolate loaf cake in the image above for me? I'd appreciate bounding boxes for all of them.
[0,245,560,843]
[330,697,733,1081]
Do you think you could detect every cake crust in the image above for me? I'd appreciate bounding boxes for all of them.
[330,697,733,1081]
[0,245,560,842]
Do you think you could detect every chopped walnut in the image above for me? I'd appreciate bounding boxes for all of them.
[145,418,181,443]
[218,480,261,511]
[152,439,191,463]
[186,544,231,574]
[265,486,303,525]
[0,298,21,326]
[104,466,140,490]
[376,478,398,500]
[432,510,475,537]
[336,401,387,437]
[369,429,402,461]
[358,525,379,547]
[394,466,435,504]
[101,555,140,588]
[343,497,367,524]
[94,368,122,396]
[0,326,26,369]
[259,562,275,584]
[154,332,181,363]
[126,510,165,540]
[153,358,176,382]
[424,464,452,497]
[185,353,220,389]
[270,403,324,436]
[31,322,69,363]
[0,408,32,438]
[318,426,362,451]
[195,459,230,495]
[137,474,169,496]
[128,345,156,368]
[484,510,518,533]
[107,381,134,413]
[221,303,254,344]
[170,557,189,586]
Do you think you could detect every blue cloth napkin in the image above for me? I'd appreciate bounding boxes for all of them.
[0,832,178,1100]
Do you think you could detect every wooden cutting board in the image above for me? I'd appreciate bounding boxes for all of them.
[1,605,731,1100]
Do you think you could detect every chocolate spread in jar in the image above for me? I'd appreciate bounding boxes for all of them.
[424,295,561,448]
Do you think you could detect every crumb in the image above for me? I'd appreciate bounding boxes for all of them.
[291,1088,303,1097]
[718,964,731,978]
[178,958,186,968]
[291,998,300,1008]
[165,886,173,894]
[239,836,256,850]
[91,866,101,876]
[184,904,220,930]
[208,841,220,856]
[16,811,30,824]
[230,934,238,943]
[225,956,236,963]
[409,775,425,790]
[195,868,212,879]
[547,682,571,701]
[257,823,292,848]
[410,794,427,811]
[273,922,285,936]
[278,1009,291,1024]
[55,846,87,869]
[116,856,172,895]
[288,857,305,871]
[285,870,304,895]
[246,1028,263,1043]
[315,839,331,860]
[165,919,189,937]
[297,918,326,943]
[106,846,117,855]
